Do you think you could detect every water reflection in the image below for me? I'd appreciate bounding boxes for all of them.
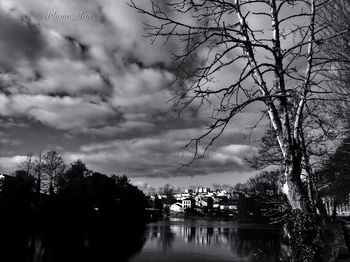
[132,218,285,262]
[0,220,146,262]
[0,218,284,262]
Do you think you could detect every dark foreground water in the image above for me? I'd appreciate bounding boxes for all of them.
[0,218,285,262]
[130,218,285,262]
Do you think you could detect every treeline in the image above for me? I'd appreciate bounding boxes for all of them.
[234,170,285,223]
[0,151,148,262]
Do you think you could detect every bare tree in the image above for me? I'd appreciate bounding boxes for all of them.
[33,150,45,197]
[159,183,176,205]
[130,0,349,260]
[19,151,45,196]
[318,0,350,91]
[18,153,35,175]
[43,150,66,196]
[246,170,280,197]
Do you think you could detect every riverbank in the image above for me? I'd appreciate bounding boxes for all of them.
[165,213,283,225]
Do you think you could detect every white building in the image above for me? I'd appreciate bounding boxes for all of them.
[322,194,350,217]
[184,189,193,194]
[182,199,194,210]
[0,174,4,191]
[195,187,210,194]
[174,193,190,201]
[170,202,183,213]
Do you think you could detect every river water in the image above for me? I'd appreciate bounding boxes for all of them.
[0,217,285,262]
[130,218,285,262]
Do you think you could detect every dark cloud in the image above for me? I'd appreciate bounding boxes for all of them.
[0,138,22,146]
[0,0,264,189]
[0,117,29,129]
[0,9,45,69]
[64,132,256,179]
[64,35,89,55]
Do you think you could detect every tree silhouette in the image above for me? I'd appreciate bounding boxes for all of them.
[159,183,176,205]
[0,158,149,262]
[43,150,65,196]
[18,153,34,176]
[318,133,350,219]
[57,159,89,191]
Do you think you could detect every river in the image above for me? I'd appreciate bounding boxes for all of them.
[0,217,286,262]
[130,218,285,262]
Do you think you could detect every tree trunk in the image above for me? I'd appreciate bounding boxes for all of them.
[281,153,309,211]
[306,169,329,223]
[36,175,41,196]
[316,195,330,224]
[282,156,325,261]
[35,173,41,209]
[49,179,54,197]
[332,198,338,222]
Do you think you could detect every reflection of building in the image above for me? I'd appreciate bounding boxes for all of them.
[169,223,232,246]
[145,220,282,261]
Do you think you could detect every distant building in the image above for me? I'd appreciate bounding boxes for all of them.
[219,200,238,212]
[0,173,5,190]
[174,193,190,201]
[149,195,156,201]
[322,194,350,217]
[338,202,350,216]
[216,189,227,196]
[184,189,193,194]
[170,202,183,213]
[169,202,183,213]
[195,187,210,194]
[212,195,227,204]
[182,199,195,210]
[196,197,213,209]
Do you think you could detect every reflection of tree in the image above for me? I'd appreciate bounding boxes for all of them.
[0,200,147,262]
[49,225,146,262]
[142,221,284,261]
[173,224,230,246]
[207,227,214,238]
[231,228,282,262]
[156,224,175,252]
[189,227,196,243]
[154,221,284,261]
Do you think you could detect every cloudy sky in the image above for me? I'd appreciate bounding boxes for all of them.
[0,0,272,192]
